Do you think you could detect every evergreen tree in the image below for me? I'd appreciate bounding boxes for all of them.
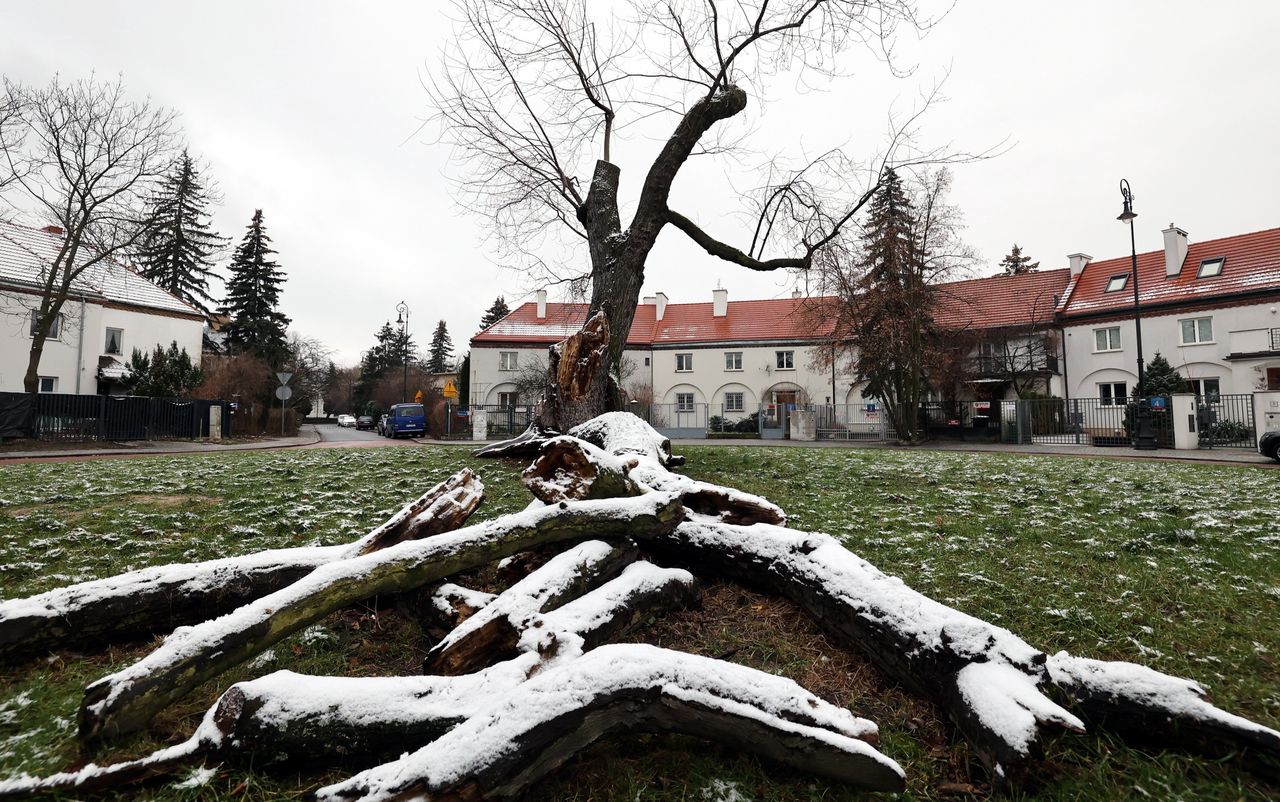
[221,209,291,365]
[123,341,203,397]
[136,151,228,314]
[1144,352,1188,397]
[427,320,454,373]
[457,352,471,406]
[999,244,1039,276]
[479,296,510,330]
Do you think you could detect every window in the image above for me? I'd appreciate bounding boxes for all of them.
[1272,328,1280,352]
[104,327,124,355]
[29,311,61,340]
[1180,317,1213,345]
[724,392,744,412]
[724,352,743,371]
[775,350,795,370]
[643,357,650,366]
[1099,382,1128,405]
[499,351,518,371]
[676,392,695,412]
[675,353,693,372]
[1105,275,1129,292]
[1094,327,1121,352]
[1197,257,1224,278]
[497,392,518,408]
[38,376,57,393]
[1188,378,1221,401]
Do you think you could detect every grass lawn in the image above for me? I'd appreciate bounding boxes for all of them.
[0,444,1277,801]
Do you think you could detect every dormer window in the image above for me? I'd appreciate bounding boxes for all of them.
[1197,257,1224,278]
[1105,274,1128,292]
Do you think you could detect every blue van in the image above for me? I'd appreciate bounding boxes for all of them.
[383,403,426,438]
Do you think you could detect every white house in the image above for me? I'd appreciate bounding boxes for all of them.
[0,220,206,395]
[1057,225,1280,401]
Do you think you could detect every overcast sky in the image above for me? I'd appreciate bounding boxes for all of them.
[4,1,1278,364]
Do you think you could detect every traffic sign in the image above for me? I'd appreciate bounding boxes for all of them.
[442,380,458,400]
[276,372,293,385]
[414,390,424,403]
[275,386,293,401]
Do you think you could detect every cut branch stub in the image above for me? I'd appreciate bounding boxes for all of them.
[314,644,904,802]
[522,436,641,503]
[0,468,483,664]
[541,311,614,432]
[78,492,685,742]
[423,539,638,675]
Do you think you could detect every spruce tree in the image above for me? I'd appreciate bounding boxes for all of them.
[1144,352,1188,398]
[427,320,454,373]
[999,244,1039,276]
[136,151,228,314]
[221,209,291,365]
[479,296,510,330]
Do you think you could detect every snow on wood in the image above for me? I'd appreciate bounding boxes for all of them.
[313,644,904,801]
[78,492,685,741]
[0,469,483,663]
[1047,652,1280,767]
[522,435,641,503]
[641,518,1079,779]
[569,410,681,467]
[471,422,560,460]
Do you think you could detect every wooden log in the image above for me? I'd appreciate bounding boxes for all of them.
[1046,652,1280,777]
[78,492,685,742]
[0,469,482,664]
[541,312,616,433]
[471,423,560,460]
[639,519,1084,782]
[521,436,642,503]
[398,582,497,642]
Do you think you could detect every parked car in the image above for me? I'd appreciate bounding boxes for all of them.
[356,415,375,430]
[376,414,389,436]
[1260,430,1280,463]
[336,414,356,428]
[383,403,426,438]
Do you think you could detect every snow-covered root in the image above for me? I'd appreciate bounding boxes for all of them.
[78,492,685,742]
[470,422,561,460]
[313,644,904,801]
[569,410,684,467]
[1047,652,1280,776]
[0,468,483,664]
[423,539,641,674]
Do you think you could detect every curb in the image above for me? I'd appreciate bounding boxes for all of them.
[0,427,323,464]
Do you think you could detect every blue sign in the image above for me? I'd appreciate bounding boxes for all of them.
[1149,396,1167,410]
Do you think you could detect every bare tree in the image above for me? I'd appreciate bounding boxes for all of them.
[0,76,179,393]
[431,0,973,428]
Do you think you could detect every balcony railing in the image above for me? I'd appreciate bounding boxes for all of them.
[970,354,1059,376]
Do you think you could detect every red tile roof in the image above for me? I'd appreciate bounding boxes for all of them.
[932,269,1070,330]
[1059,227,1280,318]
[474,271,1068,347]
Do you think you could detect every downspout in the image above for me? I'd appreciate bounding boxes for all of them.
[1059,325,1070,402]
[74,294,87,394]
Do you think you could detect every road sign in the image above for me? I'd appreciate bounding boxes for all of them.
[414,390,424,403]
[442,380,458,400]
[275,386,293,401]
[276,372,293,385]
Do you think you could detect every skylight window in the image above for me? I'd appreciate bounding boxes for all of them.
[1105,274,1129,292]
[1197,257,1224,278]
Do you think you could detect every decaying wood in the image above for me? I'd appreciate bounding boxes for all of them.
[471,423,560,460]
[541,312,616,433]
[399,582,497,642]
[78,492,685,741]
[423,539,639,675]
[0,469,483,664]
[314,645,904,801]
[521,436,641,503]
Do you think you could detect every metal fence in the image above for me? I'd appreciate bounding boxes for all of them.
[443,404,535,440]
[0,392,231,442]
[1197,394,1256,449]
[1016,397,1175,447]
[811,404,888,441]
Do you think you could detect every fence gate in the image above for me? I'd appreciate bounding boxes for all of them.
[1197,394,1256,449]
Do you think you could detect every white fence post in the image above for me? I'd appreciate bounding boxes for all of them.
[1254,391,1280,449]
[471,409,488,441]
[1170,393,1198,450]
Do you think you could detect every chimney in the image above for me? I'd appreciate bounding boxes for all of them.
[41,225,64,236]
[712,287,728,317]
[1163,224,1188,277]
[1067,253,1093,277]
[535,289,547,319]
[654,292,668,322]
[792,288,802,299]
[642,296,656,305]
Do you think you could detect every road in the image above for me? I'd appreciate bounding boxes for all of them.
[314,423,387,443]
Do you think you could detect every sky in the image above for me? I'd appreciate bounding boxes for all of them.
[3,1,1278,365]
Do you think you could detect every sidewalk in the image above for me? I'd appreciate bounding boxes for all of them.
[0,426,322,462]
[669,436,1276,466]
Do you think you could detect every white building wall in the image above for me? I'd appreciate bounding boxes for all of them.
[1064,300,1280,398]
[649,343,852,411]
[0,290,203,394]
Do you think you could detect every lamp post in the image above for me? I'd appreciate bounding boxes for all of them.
[1117,179,1157,450]
[396,300,409,404]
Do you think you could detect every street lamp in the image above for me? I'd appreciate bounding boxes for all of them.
[396,300,409,404]
[1118,179,1156,450]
